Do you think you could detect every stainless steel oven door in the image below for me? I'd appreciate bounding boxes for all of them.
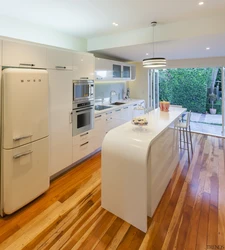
[72,106,94,136]
[73,80,94,102]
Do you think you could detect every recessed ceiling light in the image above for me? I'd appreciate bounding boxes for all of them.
[199,1,204,5]
[206,47,210,50]
[146,53,149,56]
[112,22,118,26]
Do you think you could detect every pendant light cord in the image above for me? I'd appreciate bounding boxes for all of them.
[152,24,155,58]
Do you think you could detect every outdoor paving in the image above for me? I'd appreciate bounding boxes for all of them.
[183,112,223,136]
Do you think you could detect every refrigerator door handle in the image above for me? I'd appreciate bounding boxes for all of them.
[13,135,33,141]
[13,150,33,159]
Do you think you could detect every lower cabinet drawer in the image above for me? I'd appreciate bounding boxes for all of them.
[73,140,93,163]
[73,131,92,146]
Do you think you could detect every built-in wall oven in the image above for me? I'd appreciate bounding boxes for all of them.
[72,79,95,136]
[72,100,94,136]
[73,79,94,103]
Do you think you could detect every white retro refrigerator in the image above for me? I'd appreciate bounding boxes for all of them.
[0,68,49,216]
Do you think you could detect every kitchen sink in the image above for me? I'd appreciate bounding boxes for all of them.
[110,102,126,105]
[95,105,112,111]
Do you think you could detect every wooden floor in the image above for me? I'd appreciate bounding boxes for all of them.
[0,133,225,250]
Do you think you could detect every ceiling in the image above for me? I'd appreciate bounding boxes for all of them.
[0,0,225,61]
[0,0,225,38]
[93,33,225,61]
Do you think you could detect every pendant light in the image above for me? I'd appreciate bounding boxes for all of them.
[143,21,166,68]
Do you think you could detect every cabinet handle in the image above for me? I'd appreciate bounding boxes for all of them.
[80,77,89,80]
[13,150,33,159]
[123,107,129,109]
[80,132,89,137]
[115,109,121,112]
[69,112,73,124]
[106,111,112,115]
[80,141,89,147]
[95,115,102,118]
[55,66,66,69]
[106,117,112,121]
[133,104,137,106]
[20,63,35,67]
[13,135,33,141]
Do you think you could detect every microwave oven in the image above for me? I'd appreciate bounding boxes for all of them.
[73,80,94,104]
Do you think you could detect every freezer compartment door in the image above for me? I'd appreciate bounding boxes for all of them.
[2,137,49,215]
[2,68,49,149]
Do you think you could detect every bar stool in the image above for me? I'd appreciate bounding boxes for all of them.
[175,111,193,162]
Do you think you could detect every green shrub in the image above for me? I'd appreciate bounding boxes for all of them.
[159,68,212,113]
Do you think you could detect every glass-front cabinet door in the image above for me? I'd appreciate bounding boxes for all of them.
[122,65,131,78]
[113,64,122,78]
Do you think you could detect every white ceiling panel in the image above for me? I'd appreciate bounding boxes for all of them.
[0,0,225,38]
[93,33,225,61]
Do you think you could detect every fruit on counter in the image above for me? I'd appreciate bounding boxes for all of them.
[132,117,148,125]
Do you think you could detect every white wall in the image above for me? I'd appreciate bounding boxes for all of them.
[0,15,87,51]
[127,63,149,106]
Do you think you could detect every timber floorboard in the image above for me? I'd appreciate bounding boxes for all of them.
[0,133,224,250]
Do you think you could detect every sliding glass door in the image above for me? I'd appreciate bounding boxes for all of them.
[148,69,159,109]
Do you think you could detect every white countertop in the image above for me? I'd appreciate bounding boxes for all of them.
[105,107,186,146]
[94,99,144,115]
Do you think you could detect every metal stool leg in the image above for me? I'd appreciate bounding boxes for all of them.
[183,127,186,145]
[186,127,190,163]
[179,127,182,149]
[189,125,193,154]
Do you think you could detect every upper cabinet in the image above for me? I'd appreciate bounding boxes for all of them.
[95,58,134,81]
[95,58,113,80]
[46,48,73,70]
[2,40,47,68]
[112,63,131,79]
[73,52,95,80]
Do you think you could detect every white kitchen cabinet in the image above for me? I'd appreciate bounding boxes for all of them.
[122,65,131,79]
[48,70,73,176]
[92,113,106,150]
[73,130,93,146]
[95,58,113,80]
[105,110,116,133]
[113,108,123,126]
[46,48,73,70]
[121,106,132,122]
[73,52,95,80]
[72,130,94,163]
[73,140,93,163]
[95,58,133,81]
[112,63,131,80]
[2,40,47,68]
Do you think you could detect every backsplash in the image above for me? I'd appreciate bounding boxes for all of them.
[95,82,126,102]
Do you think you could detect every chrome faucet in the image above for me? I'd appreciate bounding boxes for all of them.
[110,90,117,104]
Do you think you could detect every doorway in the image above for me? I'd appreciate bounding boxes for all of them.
[148,69,159,109]
[149,67,225,137]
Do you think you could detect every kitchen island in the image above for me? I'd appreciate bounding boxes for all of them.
[101,107,186,232]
